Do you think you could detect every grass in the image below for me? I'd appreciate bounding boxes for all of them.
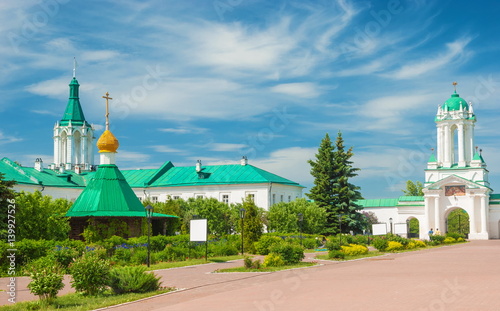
[145,255,243,271]
[0,288,174,311]
[215,261,316,273]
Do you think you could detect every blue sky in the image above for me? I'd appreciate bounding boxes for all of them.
[1,0,500,199]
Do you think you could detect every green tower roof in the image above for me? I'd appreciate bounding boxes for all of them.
[66,164,175,218]
[60,78,88,127]
[442,92,468,111]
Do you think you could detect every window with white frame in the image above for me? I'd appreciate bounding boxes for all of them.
[288,195,291,202]
[221,194,229,204]
[172,195,180,200]
[280,195,284,202]
[151,196,158,203]
[272,194,276,205]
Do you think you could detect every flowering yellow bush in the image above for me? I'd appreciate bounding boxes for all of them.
[340,244,368,256]
[386,241,404,252]
[406,240,427,249]
[263,253,285,267]
[443,237,456,244]
[457,237,465,242]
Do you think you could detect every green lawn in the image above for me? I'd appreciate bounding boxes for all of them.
[316,251,385,261]
[0,288,174,311]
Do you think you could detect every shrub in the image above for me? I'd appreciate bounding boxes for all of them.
[372,238,388,252]
[341,244,369,256]
[386,234,410,246]
[386,241,404,252]
[443,237,456,244]
[406,240,426,249]
[430,235,446,244]
[209,243,239,257]
[244,256,261,269]
[17,239,53,266]
[49,246,82,270]
[69,252,111,296]
[446,232,465,240]
[325,240,341,251]
[112,247,133,265]
[268,242,304,265]
[24,256,65,303]
[108,266,161,294]
[157,246,189,262]
[255,235,283,255]
[457,237,465,242]
[328,250,345,259]
[262,253,285,267]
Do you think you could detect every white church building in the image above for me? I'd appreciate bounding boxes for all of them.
[0,76,303,210]
[360,87,500,240]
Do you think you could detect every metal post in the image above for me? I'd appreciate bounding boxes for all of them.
[145,205,154,268]
[298,213,303,247]
[389,218,393,234]
[240,208,246,255]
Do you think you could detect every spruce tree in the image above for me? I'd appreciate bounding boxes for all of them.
[332,132,364,233]
[307,133,338,234]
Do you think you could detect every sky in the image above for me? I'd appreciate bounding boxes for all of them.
[1,0,500,199]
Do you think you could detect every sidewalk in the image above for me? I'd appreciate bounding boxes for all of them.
[0,252,322,306]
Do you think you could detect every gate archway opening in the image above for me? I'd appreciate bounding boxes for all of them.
[446,208,469,237]
[408,217,419,238]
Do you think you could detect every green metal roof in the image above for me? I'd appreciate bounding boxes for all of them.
[428,153,437,163]
[472,151,485,163]
[357,198,399,208]
[0,158,303,189]
[0,157,87,188]
[398,196,424,202]
[489,194,500,200]
[60,78,89,127]
[443,92,468,111]
[66,164,174,218]
[123,163,304,188]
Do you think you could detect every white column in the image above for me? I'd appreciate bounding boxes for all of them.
[458,124,465,167]
[443,125,450,167]
[470,124,475,159]
[434,197,440,231]
[437,126,442,164]
[470,198,477,235]
[480,195,488,234]
[424,196,431,238]
[53,135,59,166]
[66,135,73,169]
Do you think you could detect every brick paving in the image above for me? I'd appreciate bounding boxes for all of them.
[2,241,500,310]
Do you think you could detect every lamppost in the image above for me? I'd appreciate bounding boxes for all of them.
[389,217,393,234]
[298,213,304,247]
[406,219,410,238]
[145,204,154,267]
[239,208,246,255]
[338,214,343,245]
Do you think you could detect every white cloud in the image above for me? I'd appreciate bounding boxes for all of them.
[209,143,247,152]
[149,145,183,153]
[270,82,321,98]
[158,127,207,134]
[388,37,473,79]
[31,110,59,116]
[250,147,317,184]
[0,131,23,145]
[82,50,121,62]
[116,150,150,163]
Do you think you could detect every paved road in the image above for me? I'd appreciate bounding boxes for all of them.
[105,241,500,311]
[3,241,500,310]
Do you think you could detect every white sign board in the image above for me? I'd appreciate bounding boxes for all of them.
[372,223,387,236]
[394,223,408,235]
[190,219,208,242]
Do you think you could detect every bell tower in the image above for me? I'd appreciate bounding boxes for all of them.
[53,68,95,172]
[435,82,476,168]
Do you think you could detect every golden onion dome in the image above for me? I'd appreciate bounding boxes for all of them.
[97,130,119,153]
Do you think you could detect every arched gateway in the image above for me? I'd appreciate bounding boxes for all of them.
[359,84,500,240]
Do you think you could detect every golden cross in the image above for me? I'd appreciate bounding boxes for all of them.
[452,81,458,92]
[102,92,113,131]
